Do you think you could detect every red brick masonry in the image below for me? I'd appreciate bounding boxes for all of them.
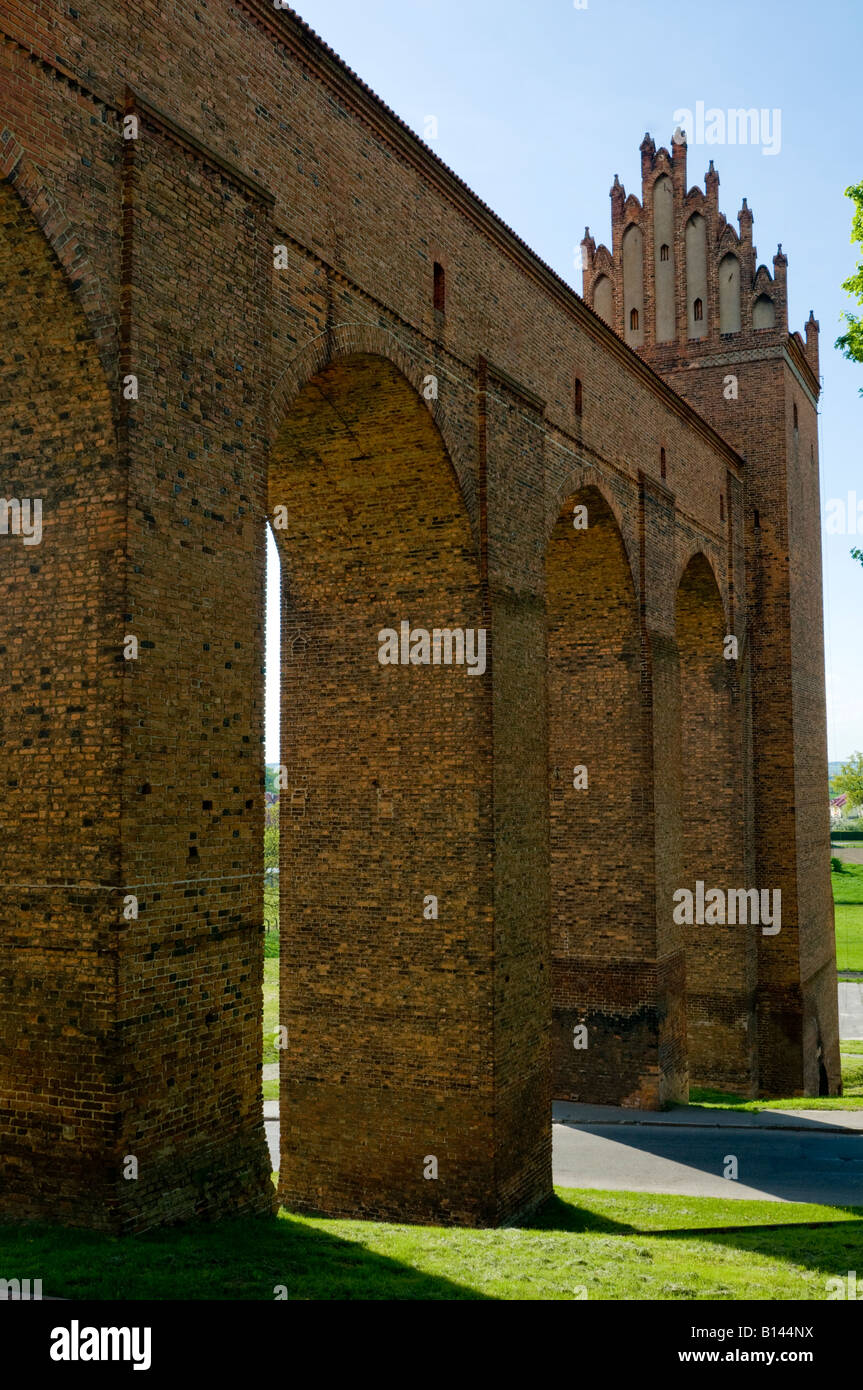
[0,5,839,1230]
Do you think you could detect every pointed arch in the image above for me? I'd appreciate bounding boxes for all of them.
[753,294,776,330]
[685,212,708,339]
[545,482,652,1104]
[653,173,675,342]
[546,463,639,596]
[718,253,741,334]
[270,322,478,547]
[622,222,645,347]
[675,552,751,1093]
[0,129,118,406]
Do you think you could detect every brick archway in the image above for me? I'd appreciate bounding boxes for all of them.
[546,483,657,1106]
[271,325,479,546]
[269,350,499,1222]
[675,551,751,1093]
[545,460,638,587]
[0,129,118,405]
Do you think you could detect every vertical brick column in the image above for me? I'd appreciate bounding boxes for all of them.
[676,554,752,1093]
[273,353,551,1226]
[0,174,125,1227]
[639,476,688,1105]
[547,483,659,1108]
[112,101,276,1226]
[482,363,552,1216]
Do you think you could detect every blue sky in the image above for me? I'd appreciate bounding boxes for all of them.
[266,0,863,763]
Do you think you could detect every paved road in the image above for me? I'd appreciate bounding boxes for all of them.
[832,841,863,865]
[551,1109,863,1205]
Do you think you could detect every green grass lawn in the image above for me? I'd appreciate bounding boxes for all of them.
[833,860,863,972]
[262,950,279,1066]
[1,1189,860,1300]
[689,1051,863,1111]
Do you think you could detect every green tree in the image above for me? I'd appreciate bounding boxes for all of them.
[264,823,279,870]
[836,181,863,384]
[836,183,863,571]
[263,823,279,933]
[833,752,863,812]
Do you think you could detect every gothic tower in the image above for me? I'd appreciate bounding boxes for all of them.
[581,133,840,1097]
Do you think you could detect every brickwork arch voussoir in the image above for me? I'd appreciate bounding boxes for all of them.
[674,546,733,635]
[269,320,479,545]
[545,460,640,603]
[0,128,118,409]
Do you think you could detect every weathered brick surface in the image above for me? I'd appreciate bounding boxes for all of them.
[0,4,839,1230]
[584,134,840,1100]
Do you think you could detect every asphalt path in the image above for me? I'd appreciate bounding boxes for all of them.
[551,1108,863,1205]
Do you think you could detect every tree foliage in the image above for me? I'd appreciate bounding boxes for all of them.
[836,181,863,386]
[836,183,863,570]
[263,823,279,932]
[264,823,279,870]
[833,751,863,811]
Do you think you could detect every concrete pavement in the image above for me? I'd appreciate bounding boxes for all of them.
[552,1103,863,1205]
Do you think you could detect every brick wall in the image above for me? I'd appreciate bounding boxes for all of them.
[0,1,838,1230]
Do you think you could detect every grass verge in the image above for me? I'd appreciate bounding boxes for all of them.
[1,1189,860,1300]
[689,1052,863,1111]
[833,860,863,971]
[262,952,279,1066]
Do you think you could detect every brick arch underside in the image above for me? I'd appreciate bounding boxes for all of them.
[0,178,122,1223]
[269,352,495,1223]
[271,325,478,547]
[676,553,752,1093]
[546,486,658,1107]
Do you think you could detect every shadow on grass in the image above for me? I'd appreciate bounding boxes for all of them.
[0,1211,489,1301]
[5,1192,863,1301]
[522,1193,635,1234]
[523,1193,863,1285]
[648,1219,863,1284]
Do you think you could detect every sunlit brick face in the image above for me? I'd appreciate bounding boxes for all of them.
[676,554,750,1091]
[546,487,655,1106]
[270,353,497,1222]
